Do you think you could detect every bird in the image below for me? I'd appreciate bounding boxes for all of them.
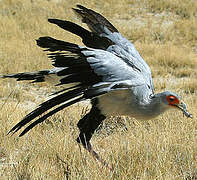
[1,5,192,168]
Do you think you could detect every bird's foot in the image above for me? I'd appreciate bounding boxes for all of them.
[85,143,113,171]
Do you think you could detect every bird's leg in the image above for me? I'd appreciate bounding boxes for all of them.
[83,141,113,171]
[77,98,112,170]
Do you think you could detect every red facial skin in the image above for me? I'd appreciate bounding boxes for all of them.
[166,95,180,106]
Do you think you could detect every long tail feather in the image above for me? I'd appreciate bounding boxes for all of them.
[19,96,83,136]
[8,87,85,135]
[0,70,50,82]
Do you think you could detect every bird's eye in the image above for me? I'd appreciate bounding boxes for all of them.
[166,95,180,105]
[169,96,175,102]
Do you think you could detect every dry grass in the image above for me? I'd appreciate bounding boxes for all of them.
[0,0,196,179]
[147,0,197,18]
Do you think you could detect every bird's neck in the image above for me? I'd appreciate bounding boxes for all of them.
[137,94,168,120]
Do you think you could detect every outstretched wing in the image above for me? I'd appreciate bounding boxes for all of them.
[3,5,154,136]
[4,36,145,136]
[49,5,154,92]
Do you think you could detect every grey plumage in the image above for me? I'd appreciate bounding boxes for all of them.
[1,4,192,168]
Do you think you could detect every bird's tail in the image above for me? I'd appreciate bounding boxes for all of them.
[0,68,63,84]
[7,87,85,136]
[1,36,101,87]
[3,36,102,137]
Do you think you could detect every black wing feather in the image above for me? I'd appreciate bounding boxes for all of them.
[73,4,118,34]
[6,8,120,136]
[48,19,112,49]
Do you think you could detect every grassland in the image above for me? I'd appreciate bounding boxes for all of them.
[0,0,196,179]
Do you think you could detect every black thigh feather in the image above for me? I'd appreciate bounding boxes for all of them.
[77,98,106,146]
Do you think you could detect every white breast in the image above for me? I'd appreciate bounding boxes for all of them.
[96,88,158,120]
[97,89,136,116]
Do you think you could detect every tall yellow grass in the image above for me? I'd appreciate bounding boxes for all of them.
[0,0,196,179]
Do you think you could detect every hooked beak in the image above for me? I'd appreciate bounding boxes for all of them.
[174,102,192,118]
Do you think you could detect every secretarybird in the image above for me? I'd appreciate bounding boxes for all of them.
[1,5,192,167]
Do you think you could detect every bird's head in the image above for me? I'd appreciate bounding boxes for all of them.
[158,91,192,118]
